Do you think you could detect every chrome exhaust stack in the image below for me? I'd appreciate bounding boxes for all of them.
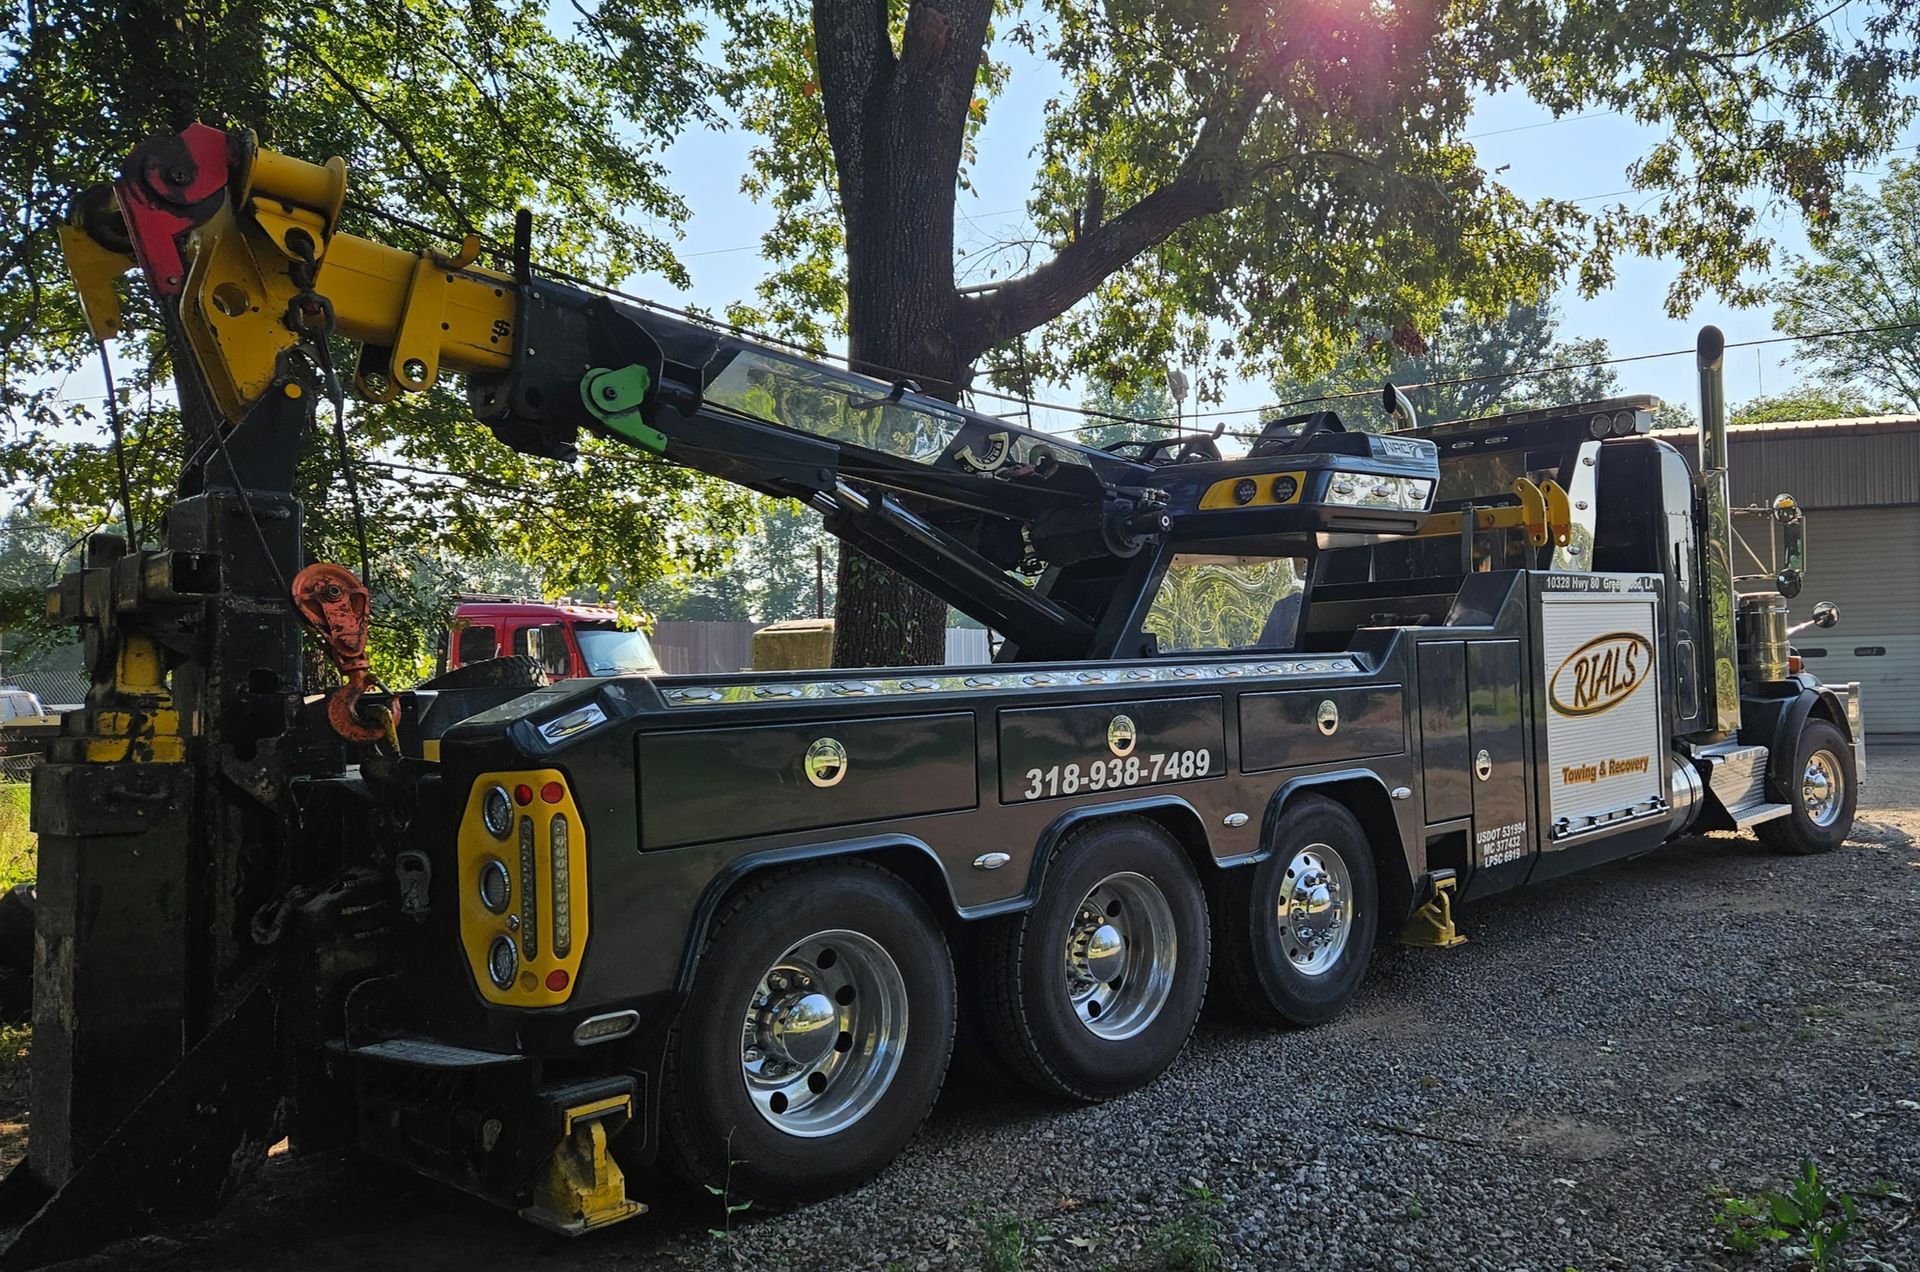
[1696,326,1741,735]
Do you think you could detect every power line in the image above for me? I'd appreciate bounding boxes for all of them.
[341,200,1920,439]
[1463,110,1621,141]
[1145,319,1920,431]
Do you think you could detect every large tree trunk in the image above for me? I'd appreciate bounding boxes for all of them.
[813,0,1222,668]
[815,0,990,669]
[829,251,967,669]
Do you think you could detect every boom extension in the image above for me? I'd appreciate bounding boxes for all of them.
[67,125,1440,662]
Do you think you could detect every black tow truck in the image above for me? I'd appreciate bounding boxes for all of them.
[6,126,1862,1262]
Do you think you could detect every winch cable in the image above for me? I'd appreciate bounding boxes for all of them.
[285,232,375,587]
[315,336,374,588]
[91,339,140,550]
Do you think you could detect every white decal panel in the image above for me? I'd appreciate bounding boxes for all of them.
[1540,586,1663,835]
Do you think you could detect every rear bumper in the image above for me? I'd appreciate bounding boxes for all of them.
[343,1036,646,1227]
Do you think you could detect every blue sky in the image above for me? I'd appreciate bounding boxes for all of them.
[623,36,1918,437]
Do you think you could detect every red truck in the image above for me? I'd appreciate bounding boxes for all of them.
[440,594,662,681]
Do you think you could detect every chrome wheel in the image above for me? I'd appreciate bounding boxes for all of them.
[739,929,907,1137]
[1278,842,1353,976]
[1802,750,1845,828]
[1062,871,1177,1040]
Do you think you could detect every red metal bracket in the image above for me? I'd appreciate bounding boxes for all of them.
[292,563,396,744]
[114,122,235,298]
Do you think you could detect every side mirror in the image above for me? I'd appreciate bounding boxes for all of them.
[1812,601,1839,629]
[1772,493,1804,597]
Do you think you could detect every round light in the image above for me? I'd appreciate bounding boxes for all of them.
[1589,413,1611,439]
[1610,410,1636,436]
[514,784,534,806]
[1272,474,1298,502]
[478,858,510,913]
[1232,478,1257,505]
[487,935,518,989]
[540,780,564,805]
[481,785,513,839]
[545,968,570,992]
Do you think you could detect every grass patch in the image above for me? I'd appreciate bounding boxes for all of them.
[1141,1214,1223,1272]
[0,1025,26,1081]
[1713,1160,1857,1268]
[1136,1181,1224,1271]
[0,785,33,891]
[974,1210,1029,1272]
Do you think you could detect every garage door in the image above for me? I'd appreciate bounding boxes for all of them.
[1784,507,1920,733]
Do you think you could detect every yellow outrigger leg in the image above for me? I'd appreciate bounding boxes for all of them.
[519,1094,648,1236]
[1400,873,1468,948]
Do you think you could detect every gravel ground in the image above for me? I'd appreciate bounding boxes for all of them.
[39,745,1920,1272]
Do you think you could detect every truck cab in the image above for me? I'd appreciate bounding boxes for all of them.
[441,595,662,681]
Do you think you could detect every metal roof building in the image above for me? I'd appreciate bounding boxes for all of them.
[1668,416,1920,733]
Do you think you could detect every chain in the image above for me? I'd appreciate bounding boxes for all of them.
[284,232,374,586]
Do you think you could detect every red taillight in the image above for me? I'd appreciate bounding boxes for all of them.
[546,969,569,991]
[1789,654,1804,674]
[540,781,564,804]
[514,783,533,805]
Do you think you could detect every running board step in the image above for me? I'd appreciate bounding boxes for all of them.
[1731,802,1793,830]
[1694,743,1787,829]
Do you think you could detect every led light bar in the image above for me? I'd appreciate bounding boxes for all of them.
[1324,472,1434,511]
[551,814,572,958]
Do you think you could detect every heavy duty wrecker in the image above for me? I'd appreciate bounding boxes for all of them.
[1,125,1862,1263]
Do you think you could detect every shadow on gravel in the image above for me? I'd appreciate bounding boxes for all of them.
[44,820,1919,1272]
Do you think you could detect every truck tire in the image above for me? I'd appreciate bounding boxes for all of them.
[1216,795,1378,1028]
[661,860,956,1205]
[978,817,1208,1101]
[1758,718,1856,855]
[415,655,547,691]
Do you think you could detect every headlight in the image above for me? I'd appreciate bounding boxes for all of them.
[1589,413,1612,439]
[1323,472,1433,511]
[1232,478,1257,505]
[1272,474,1298,502]
[478,858,511,913]
[481,785,513,839]
[487,935,518,989]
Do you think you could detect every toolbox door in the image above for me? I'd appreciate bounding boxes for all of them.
[1462,639,1532,898]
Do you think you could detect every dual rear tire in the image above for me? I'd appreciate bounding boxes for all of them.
[976,817,1211,1100]
[663,805,1379,1203]
[662,861,956,1204]
[1215,797,1379,1028]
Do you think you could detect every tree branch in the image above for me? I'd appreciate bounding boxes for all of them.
[954,22,1300,355]
[287,35,477,235]
[957,176,1233,355]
